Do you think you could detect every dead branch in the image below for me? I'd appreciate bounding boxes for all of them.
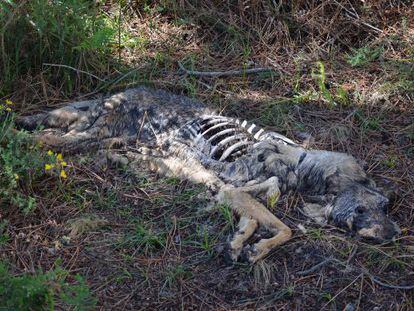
[297,257,343,276]
[178,62,275,78]
[369,276,414,290]
[43,63,106,82]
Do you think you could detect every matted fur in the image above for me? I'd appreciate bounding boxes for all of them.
[17,87,400,263]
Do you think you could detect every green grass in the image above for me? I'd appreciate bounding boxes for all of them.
[354,109,382,132]
[256,101,295,128]
[306,228,325,241]
[362,245,409,271]
[382,155,398,169]
[0,0,120,97]
[192,225,217,257]
[217,203,234,231]
[380,60,414,96]
[87,188,120,210]
[312,61,335,107]
[121,223,166,254]
[0,220,10,246]
[0,261,96,311]
[347,46,384,67]
[164,264,192,289]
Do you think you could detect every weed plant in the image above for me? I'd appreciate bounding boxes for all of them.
[0,261,96,310]
[0,109,45,213]
[0,0,119,97]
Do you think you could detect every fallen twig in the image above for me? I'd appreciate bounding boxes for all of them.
[43,63,106,82]
[369,276,414,290]
[297,257,343,276]
[178,62,275,78]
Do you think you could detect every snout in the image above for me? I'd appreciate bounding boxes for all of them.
[357,220,401,242]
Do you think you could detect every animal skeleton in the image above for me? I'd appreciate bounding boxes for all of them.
[18,87,401,263]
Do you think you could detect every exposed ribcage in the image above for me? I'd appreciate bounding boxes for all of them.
[178,115,266,162]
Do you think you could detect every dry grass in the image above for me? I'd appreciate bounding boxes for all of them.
[1,0,413,310]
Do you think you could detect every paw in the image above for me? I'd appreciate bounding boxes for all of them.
[240,245,259,264]
[240,243,269,264]
[223,243,242,265]
[223,245,237,265]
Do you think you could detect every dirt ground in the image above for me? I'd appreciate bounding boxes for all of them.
[1,1,414,310]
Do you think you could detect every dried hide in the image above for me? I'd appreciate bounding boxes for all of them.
[17,87,400,263]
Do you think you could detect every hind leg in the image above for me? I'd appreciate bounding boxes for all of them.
[17,99,99,131]
[226,216,258,262]
[240,222,292,263]
[218,180,292,263]
[16,99,103,148]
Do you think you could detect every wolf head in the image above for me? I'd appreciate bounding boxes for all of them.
[328,182,401,242]
[299,150,401,242]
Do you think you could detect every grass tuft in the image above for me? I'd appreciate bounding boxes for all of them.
[0,261,96,310]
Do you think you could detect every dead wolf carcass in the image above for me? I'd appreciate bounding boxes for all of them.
[18,87,401,263]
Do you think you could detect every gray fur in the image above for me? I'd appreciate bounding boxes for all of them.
[17,86,400,242]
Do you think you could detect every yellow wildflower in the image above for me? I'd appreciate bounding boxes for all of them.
[5,107,11,112]
[56,153,63,161]
[14,174,19,180]
[45,164,54,170]
[60,161,67,167]
[5,99,13,105]
[47,150,54,156]
[60,170,67,179]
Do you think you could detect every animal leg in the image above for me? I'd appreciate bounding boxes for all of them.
[17,99,99,131]
[236,176,281,204]
[226,216,258,262]
[241,223,291,263]
[219,181,292,263]
[16,99,104,148]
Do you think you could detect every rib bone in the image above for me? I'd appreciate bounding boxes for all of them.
[219,141,252,161]
[201,122,230,137]
[208,128,239,143]
[210,133,246,157]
